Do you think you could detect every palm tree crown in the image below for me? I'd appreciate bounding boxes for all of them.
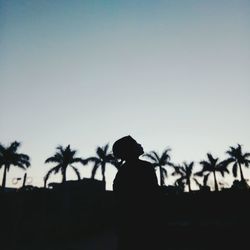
[84,144,114,186]
[144,149,173,186]
[224,144,250,184]
[195,153,229,191]
[0,141,30,189]
[44,145,84,187]
[172,161,196,192]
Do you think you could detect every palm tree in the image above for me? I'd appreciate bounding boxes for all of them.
[223,144,250,184]
[144,149,173,186]
[84,144,114,187]
[172,161,196,192]
[195,153,229,191]
[44,145,84,187]
[0,141,30,189]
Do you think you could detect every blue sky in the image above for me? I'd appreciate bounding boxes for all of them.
[0,0,250,190]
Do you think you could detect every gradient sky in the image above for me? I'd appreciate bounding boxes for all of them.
[1,0,250,190]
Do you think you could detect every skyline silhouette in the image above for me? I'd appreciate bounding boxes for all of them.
[1,140,250,192]
[1,0,249,189]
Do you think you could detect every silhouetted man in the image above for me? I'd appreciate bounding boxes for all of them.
[112,136,161,250]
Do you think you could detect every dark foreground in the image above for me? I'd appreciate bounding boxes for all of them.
[1,184,249,250]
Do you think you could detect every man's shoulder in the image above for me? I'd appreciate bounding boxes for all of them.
[115,160,154,175]
[139,160,154,168]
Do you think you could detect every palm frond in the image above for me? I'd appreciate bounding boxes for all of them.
[193,178,203,189]
[161,149,171,163]
[103,144,109,154]
[106,154,114,162]
[161,167,168,177]
[67,146,77,157]
[189,161,194,169]
[243,153,250,158]
[19,158,31,168]
[184,161,194,171]
[80,159,89,165]
[199,160,211,171]
[152,151,160,162]
[162,148,171,156]
[71,165,81,180]
[18,153,30,161]
[44,166,58,185]
[194,170,204,177]
[0,158,4,168]
[9,141,21,152]
[97,147,105,159]
[72,157,84,164]
[219,169,225,177]
[173,165,184,176]
[84,157,99,164]
[55,164,63,174]
[244,160,250,167]
[45,156,61,164]
[0,143,5,152]
[237,144,242,154]
[56,145,64,154]
[15,163,27,170]
[221,158,234,167]
[174,176,185,186]
[232,162,238,177]
[144,153,157,162]
[203,173,210,186]
[224,168,230,174]
[91,163,99,179]
[207,153,218,166]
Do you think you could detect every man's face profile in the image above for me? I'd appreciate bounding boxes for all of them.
[113,136,144,160]
[130,137,144,157]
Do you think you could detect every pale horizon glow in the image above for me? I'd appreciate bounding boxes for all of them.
[0,0,250,190]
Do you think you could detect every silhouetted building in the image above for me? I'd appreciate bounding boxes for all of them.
[48,178,105,193]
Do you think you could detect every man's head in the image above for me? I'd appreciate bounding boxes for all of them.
[112,136,144,161]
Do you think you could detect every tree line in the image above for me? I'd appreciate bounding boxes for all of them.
[0,141,250,191]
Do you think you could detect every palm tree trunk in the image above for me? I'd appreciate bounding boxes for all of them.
[159,166,163,186]
[187,178,191,192]
[238,163,245,183]
[1,164,8,189]
[213,171,219,191]
[22,173,27,187]
[62,167,67,183]
[101,163,106,189]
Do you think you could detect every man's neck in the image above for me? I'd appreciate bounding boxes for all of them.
[126,157,140,164]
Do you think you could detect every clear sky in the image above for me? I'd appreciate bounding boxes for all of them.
[1,0,250,190]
